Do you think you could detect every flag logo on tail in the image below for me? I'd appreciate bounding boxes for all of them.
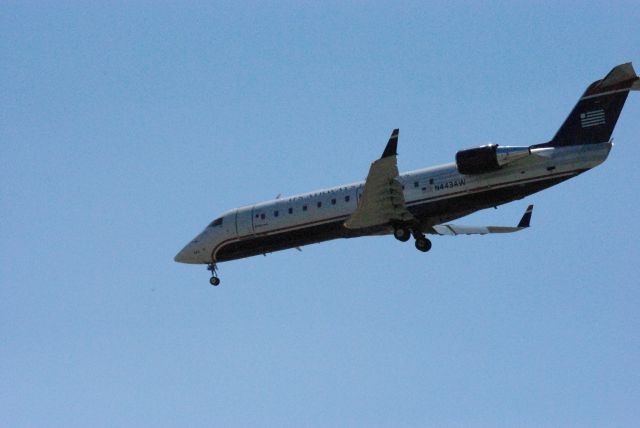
[580,109,605,128]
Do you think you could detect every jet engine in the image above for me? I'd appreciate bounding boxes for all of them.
[455,144,531,175]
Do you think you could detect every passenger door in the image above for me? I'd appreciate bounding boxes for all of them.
[235,207,254,237]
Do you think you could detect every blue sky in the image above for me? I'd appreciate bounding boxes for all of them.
[2,2,639,427]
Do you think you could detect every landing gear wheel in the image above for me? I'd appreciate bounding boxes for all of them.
[415,237,432,252]
[393,227,411,242]
[207,263,221,286]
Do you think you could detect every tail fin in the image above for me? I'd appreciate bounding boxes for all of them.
[546,63,639,147]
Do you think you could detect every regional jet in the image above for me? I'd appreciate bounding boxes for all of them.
[175,63,639,286]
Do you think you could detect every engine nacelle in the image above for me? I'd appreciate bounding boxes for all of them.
[456,144,531,175]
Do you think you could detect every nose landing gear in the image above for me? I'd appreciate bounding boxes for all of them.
[207,263,221,286]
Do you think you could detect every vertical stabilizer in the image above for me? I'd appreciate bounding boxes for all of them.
[547,63,639,147]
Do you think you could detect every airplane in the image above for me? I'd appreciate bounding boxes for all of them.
[175,63,639,286]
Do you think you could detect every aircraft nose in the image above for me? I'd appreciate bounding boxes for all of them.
[174,242,201,264]
[175,232,212,264]
[174,246,190,263]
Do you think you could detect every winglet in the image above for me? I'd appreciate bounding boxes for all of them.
[381,129,399,158]
[517,205,534,228]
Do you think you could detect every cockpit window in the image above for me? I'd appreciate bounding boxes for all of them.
[208,217,223,227]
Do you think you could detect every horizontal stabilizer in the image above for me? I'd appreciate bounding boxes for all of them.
[431,205,534,236]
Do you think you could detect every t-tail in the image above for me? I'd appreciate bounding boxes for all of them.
[541,63,640,147]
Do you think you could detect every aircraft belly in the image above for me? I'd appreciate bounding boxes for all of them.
[214,220,347,262]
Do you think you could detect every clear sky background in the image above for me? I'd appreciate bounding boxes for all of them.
[2,2,639,427]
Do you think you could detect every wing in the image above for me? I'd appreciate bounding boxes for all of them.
[344,129,415,230]
[431,205,534,236]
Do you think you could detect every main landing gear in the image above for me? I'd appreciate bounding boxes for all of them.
[207,263,220,286]
[393,227,411,242]
[393,225,432,253]
[414,235,432,252]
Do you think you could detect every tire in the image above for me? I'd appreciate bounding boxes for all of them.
[393,227,411,242]
[415,237,432,252]
[210,277,220,286]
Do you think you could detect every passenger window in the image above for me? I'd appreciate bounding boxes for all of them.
[317,201,322,208]
[414,181,419,188]
[303,205,308,211]
[331,198,336,205]
[429,178,434,185]
[274,210,279,217]
[345,195,350,202]
[288,207,293,214]
[260,213,266,220]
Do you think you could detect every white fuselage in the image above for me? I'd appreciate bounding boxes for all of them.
[175,142,611,264]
